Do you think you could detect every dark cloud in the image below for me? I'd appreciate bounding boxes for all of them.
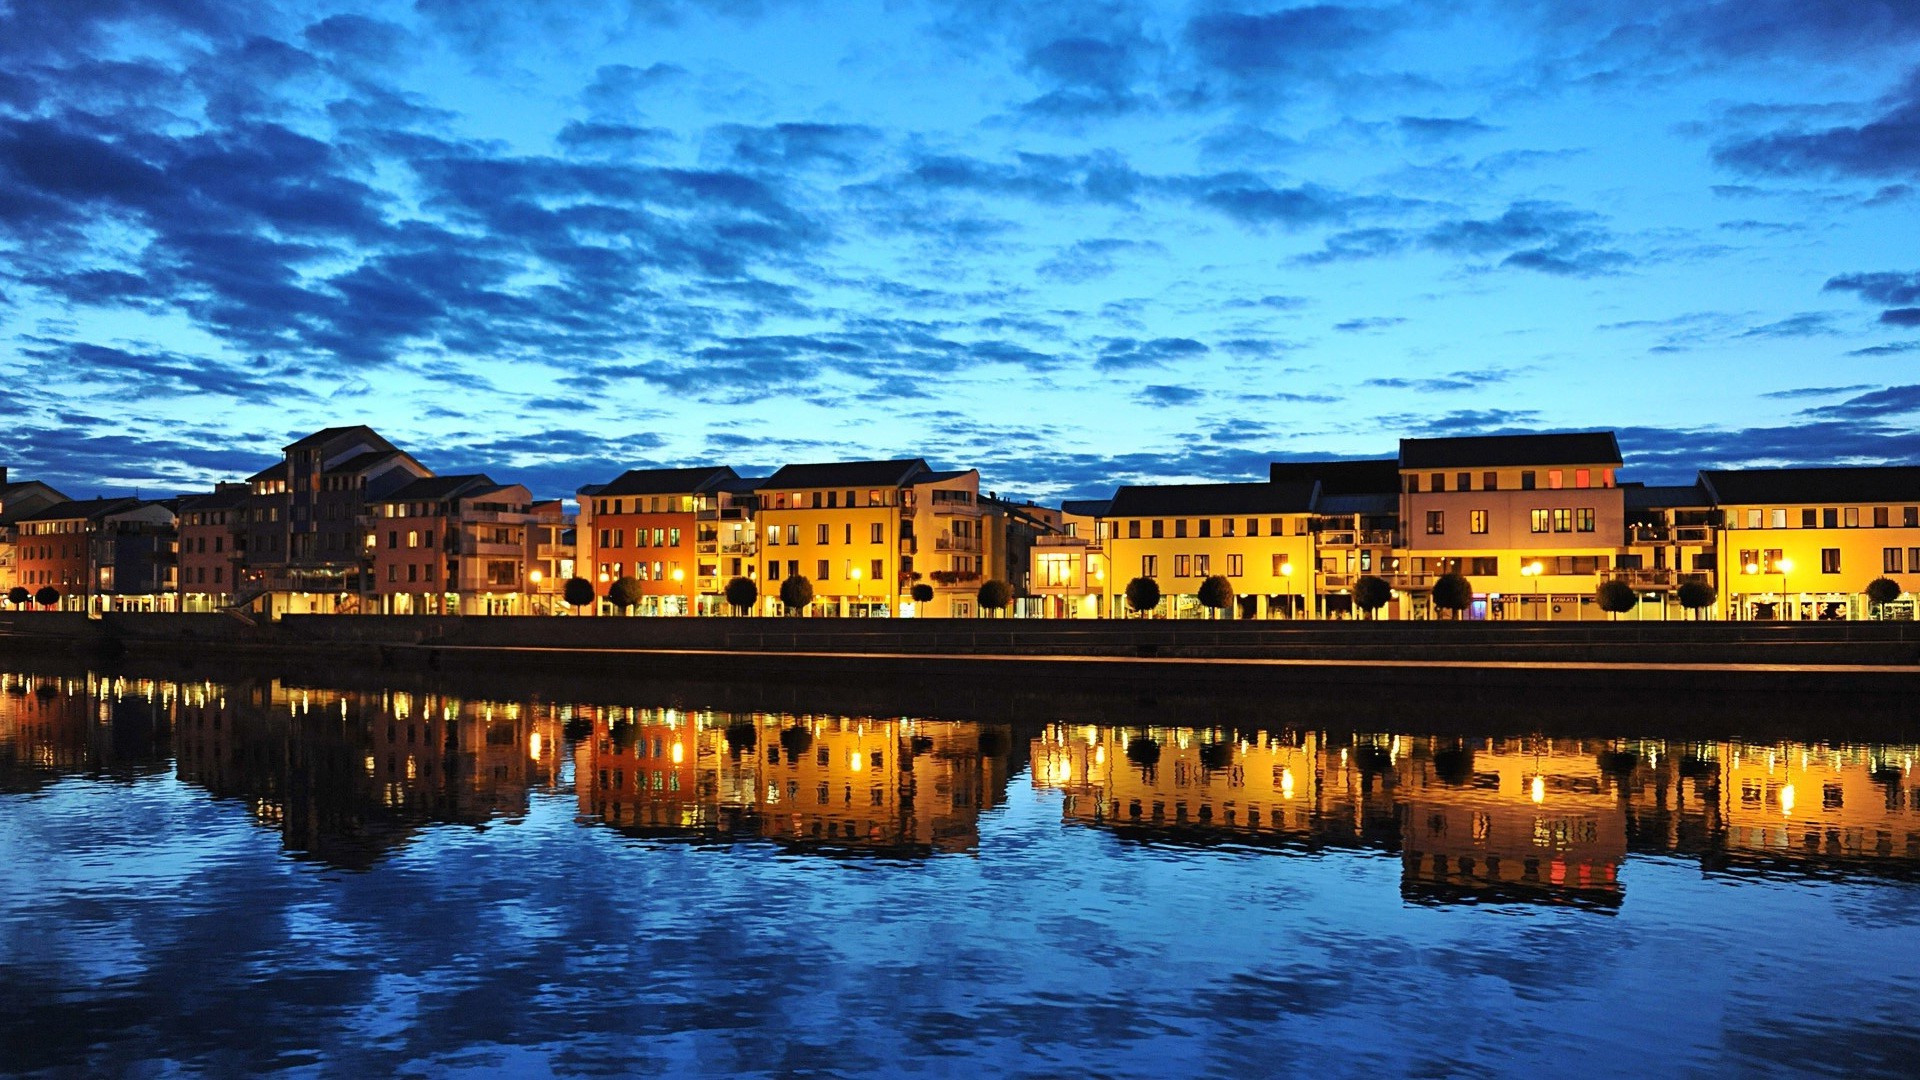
[1035,238,1164,283]
[1395,116,1498,143]
[1736,313,1838,339]
[1137,384,1204,407]
[1883,308,1920,326]
[1096,337,1209,370]
[1364,369,1513,393]
[1183,5,1381,93]
[1019,33,1157,118]
[581,62,689,118]
[1333,316,1404,332]
[1824,269,1920,330]
[1759,385,1874,400]
[1298,201,1632,276]
[1848,341,1920,356]
[1714,69,1920,179]
[1800,384,1920,419]
[705,123,884,171]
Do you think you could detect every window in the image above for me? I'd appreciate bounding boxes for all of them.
[767,528,780,546]
[669,528,681,546]
[1823,508,1839,529]
[1520,471,1536,490]
[817,559,830,580]
[1222,518,1236,537]
[1430,473,1445,492]
[1198,519,1211,538]
[1407,475,1420,493]
[1128,521,1141,539]
[870,558,884,580]
[1469,557,1498,576]
[1553,508,1571,533]
[1531,509,1550,534]
[1575,508,1595,533]
[1548,469,1564,489]
[817,524,829,544]
[1845,507,1860,528]
[1911,547,1920,573]
[1821,548,1840,574]
[787,525,799,544]
[766,562,782,580]
[1151,520,1164,539]
[1746,509,1761,529]
[1886,548,1905,574]
[1272,554,1292,576]
[1246,518,1258,537]
[870,523,884,543]
[1194,554,1210,577]
[1426,510,1444,535]
[1575,468,1591,489]
[1456,472,1471,492]
[1141,555,1158,577]
[1174,519,1188,539]
[388,530,398,549]
[1269,518,1284,536]
[1174,555,1192,578]
[1906,507,1919,527]
[1483,471,1498,491]
[1226,554,1243,576]
[1874,507,1889,528]
[1470,510,1488,535]
[1800,509,1815,529]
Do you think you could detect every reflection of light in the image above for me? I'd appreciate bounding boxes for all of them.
[850,751,865,772]
[1281,767,1295,799]
[1530,775,1546,804]
[529,732,544,760]
[1051,757,1070,783]
[1094,745,1106,765]
[1781,783,1796,816]
[670,741,684,764]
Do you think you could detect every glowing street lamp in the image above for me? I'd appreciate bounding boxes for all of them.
[850,564,864,617]
[1521,560,1544,618]
[671,566,687,616]
[1777,557,1794,620]
[1279,560,1293,619]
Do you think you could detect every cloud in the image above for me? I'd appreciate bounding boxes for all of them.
[1296,201,1633,276]
[1736,313,1839,339]
[1035,238,1165,283]
[1799,385,1920,419]
[1137,384,1204,407]
[1183,5,1382,96]
[1096,337,1209,370]
[1824,269,1920,330]
[1395,116,1497,143]
[1364,369,1514,393]
[1333,316,1404,332]
[1714,69,1920,179]
[1883,308,1920,326]
[1759,385,1875,400]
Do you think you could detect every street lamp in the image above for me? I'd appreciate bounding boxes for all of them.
[850,564,864,617]
[1279,560,1293,619]
[671,566,687,616]
[1777,557,1793,620]
[1521,560,1543,619]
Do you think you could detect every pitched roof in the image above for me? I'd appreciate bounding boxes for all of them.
[763,458,930,490]
[1624,484,1712,511]
[283,425,382,452]
[15,496,145,523]
[176,488,250,512]
[917,469,974,484]
[384,474,497,501]
[1060,499,1112,518]
[1107,481,1317,517]
[1267,458,1400,495]
[246,462,285,484]
[323,449,404,475]
[718,475,767,495]
[1399,431,1622,469]
[1700,466,1920,506]
[596,465,738,497]
[1314,491,1399,516]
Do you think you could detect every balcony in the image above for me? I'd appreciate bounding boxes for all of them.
[696,507,748,522]
[1318,529,1396,547]
[462,539,521,557]
[1628,524,1714,545]
[935,536,981,552]
[1035,534,1092,549]
[1602,568,1715,590]
[1320,572,1353,589]
[696,542,718,555]
[721,541,754,554]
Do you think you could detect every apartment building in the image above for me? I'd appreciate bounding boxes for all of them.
[579,466,739,616]
[1103,481,1319,618]
[176,484,248,611]
[370,475,538,614]
[0,469,71,599]
[14,498,177,612]
[524,500,574,615]
[1702,466,1920,620]
[1027,499,1112,618]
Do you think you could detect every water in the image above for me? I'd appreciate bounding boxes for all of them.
[3,668,1919,1078]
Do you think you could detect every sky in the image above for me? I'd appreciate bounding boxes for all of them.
[2,0,1918,502]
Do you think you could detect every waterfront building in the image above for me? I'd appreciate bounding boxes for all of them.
[370,475,538,615]
[13,497,177,612]
[1614,483,1721,619]
[1027,499,1112,618]
[1268,458,1402,618]
[755,459,992,617]
[175,484,248,612]
[578,466,740,616]
[1103,481,1318,618]
[0,469,72,601]
[1701,466,1920,620]
[524,500,574,615]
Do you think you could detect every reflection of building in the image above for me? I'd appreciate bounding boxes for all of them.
[0,672,174,789]
[1032,725,1318,840]
[1716,742,1920,874]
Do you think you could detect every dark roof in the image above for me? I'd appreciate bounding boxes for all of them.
[1700,466,1920,505]
[1314,491,1399,516]
[246,462,285,484]
[323,449,404,475]
[596,465,738,497]
[284,425,381,452]
[15,497,144,523]
[176,488,249,512]
[1107,481,1317,517]
[763,458,930,490]
[1624,484,1712,511]
[384,474,497,501]
[918,469,974,484]
[1399,432,1622,469]
[1061,499,1112,518]
[718,475,767,495]
[1267,458,1400,495]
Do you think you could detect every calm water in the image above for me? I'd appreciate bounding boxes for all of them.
[3,669,1919,1078]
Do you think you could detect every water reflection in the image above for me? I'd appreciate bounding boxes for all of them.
[3,668,1918,898]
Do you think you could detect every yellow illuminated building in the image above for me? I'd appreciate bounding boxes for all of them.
[1704,467,1920,620]
[1103,482,1318,618]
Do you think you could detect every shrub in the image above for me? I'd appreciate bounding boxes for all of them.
[34,586,59,609]
[607,576,644,612]
[977,578,1012,615]
[911,583,934,603]
[779,574,814,614]
[562,576,596,609]
[1430,573,1472,617]
[1353,575,1391,618]
[7,586,28,607]
[724,576,758,615]
[1676,580,1715,618]
[1865,577,1902,608]
[1196,575,1234,617]
[1124,576,1161,617]
[1596,579,1639,615]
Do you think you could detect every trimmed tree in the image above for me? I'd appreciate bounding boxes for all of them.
[1676,580,1716,620]
[724,576,758,615]
[563,576,596,611]
[1124,575,1161,618]
[7,586,28,607]
[1430,573,1473,619]
[1353,575,1392,620]
[1196,575,1234,619]
[607,576,644,613]
[911,583,935,604]
[1865,576,1902,617]
[35,586,59,609]
[977,578,1012,616]
[1596,579,1639,618]
[779,574,814,615]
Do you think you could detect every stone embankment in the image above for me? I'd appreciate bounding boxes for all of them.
[2,612,1916,695]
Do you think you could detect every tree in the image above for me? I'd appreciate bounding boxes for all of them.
[1196,575,1234,618]
[724,576,758,615]
[1865,576,1902,616]
[911,583,934,604]
[1596,579,1639,618]
[563,576,596,611]
[1676,580,1716,619]
[1353,575,1392,619]
[977,578,1012,616]
[607,576,644,613]
[34,586,59,609]
[7,586,27,607]
[1124,575,1161,617]
[779,574,814,615]
[1430,573,1472,618]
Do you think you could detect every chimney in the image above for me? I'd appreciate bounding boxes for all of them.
[0,466,8,485]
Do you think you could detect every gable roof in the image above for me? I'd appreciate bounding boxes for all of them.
[15,496,145,523]
[284,425,384,453]
[1267,458,1400,495]
[1700,466,1920,506]
[384,474,498,502]
[763,458,930,490]
[1624,484,1712,511]
[596,465,738,498]
[1107,481,1317,517]
[1399,432,1622,469]
[323,449,406,475]
[1060,499,1112,518]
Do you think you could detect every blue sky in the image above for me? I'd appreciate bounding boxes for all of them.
[2,0,1918,501]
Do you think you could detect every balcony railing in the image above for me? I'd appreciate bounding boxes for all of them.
[695,508,748,522]
[721,541,754,554]
[935,536,981,552]
[1318,529,1397,547]
[696,542,718,555]
[1628,524,1714,545]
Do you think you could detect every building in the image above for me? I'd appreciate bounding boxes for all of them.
[524,500,574,615]
[579,466,739,616]
[369,475,538,614]
[13,498,177,612]
[1269,458,1402,618]
[176,484,248,611]
[0,469,72,601]
[1103,480,1319,618]
[1701,466,1920,620]
[1028,499,1112,618]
